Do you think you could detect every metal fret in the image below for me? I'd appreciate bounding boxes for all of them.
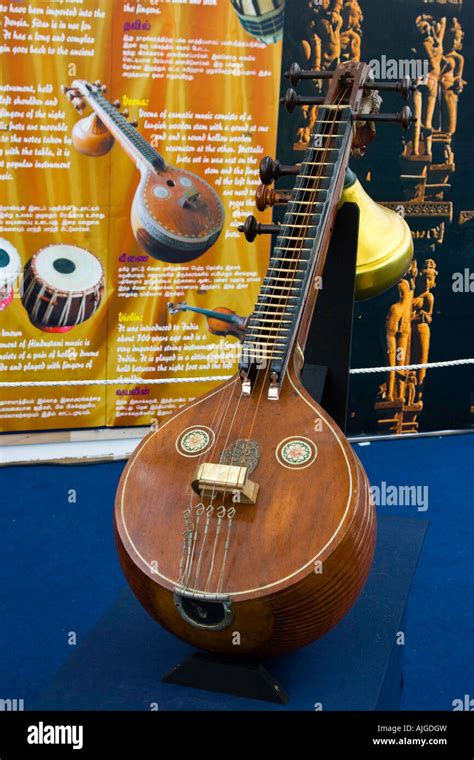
[93,91,164,168]
[261,285,301,292]
[266,267,306,274]
[239,99,353,385]
[285,211,322,218]
[263,276,304,283]
[258,294,299,300]
[291,187,328,194]
[272,250,312,255]
[287,200,328,206]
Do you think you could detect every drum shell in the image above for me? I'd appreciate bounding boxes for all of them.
[21,254,104,329]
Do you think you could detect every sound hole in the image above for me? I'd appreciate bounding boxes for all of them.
[174,593,233,631]
[0,249,10,268]
[53,258,76,275]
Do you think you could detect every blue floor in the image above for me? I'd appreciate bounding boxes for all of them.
[0,433,472,710]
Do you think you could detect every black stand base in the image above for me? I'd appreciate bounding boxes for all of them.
[162,652,289,705]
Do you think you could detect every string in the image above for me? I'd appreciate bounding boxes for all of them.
[178,79,352,595]
[238,85,350,479]
[208,84,352,592]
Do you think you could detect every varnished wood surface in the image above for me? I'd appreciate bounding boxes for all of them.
[131,166,224,262]
[115,362,376,656]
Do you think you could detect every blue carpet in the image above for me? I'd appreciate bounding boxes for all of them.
[0,433,472,710]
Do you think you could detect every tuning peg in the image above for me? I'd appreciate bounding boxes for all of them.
[129,120,138,128]
[94,80,102,88]
[256,185,292,212]
[72,98,85,112]
[285,63,334,87]
[365,75,416,100]
[122,109,129,118]
[281,88,325,114]
[101,85,107,93]
[65,90,77,101]
[238,215,280,243]
[113,100,120,108]
[260,156,300,185]
[356,105,414,130]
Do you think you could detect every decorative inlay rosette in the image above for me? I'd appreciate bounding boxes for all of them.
[176,426,215,457]
[276,437,318,470]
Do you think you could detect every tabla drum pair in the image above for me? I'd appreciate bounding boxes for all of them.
[0,238,22,312]
[22,245,104,333]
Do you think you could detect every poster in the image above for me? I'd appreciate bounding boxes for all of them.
[277,0,473,436]
[0,0,283,431]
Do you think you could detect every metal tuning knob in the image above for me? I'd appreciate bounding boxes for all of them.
[281,88,325,114]
[365,75,417,100]
[238,215,280,243]
[259,156,300,185]
[285,62,334,87]
[355,105,414,131]
[255,185,292,212]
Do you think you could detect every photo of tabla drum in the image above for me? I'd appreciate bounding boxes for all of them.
[21,245,104,333]
[0,238,21,312]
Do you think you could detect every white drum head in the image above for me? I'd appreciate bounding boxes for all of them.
[0,238,21,287]
[34,245,103,292]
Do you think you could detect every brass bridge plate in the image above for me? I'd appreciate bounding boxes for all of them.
[192,462,259,505]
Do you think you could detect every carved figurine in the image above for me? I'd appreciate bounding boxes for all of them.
[411,259,437,398]
[440,17,466,139]
[407,15,446,159]
[385,277,414,402]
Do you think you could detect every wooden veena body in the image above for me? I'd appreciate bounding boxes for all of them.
[64,81,224,263]
[115,364,374,656]
[114,62,414,656]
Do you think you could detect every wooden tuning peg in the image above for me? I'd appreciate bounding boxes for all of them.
[238,215,280,243]
[72,97,85,112]
[122,109,129,118]
[113,100,120,108]
[260,156,300,185]
[255,185,292,212]
[357,105,414,131]
[281,88,325,114]
[129,120,138,128]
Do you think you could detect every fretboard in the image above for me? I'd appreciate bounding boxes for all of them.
[87,86,165,171]
[240,104,353,382]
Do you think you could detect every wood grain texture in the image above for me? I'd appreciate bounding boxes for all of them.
[115,358,376,657]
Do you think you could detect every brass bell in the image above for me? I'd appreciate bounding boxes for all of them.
[340,171,414,300]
